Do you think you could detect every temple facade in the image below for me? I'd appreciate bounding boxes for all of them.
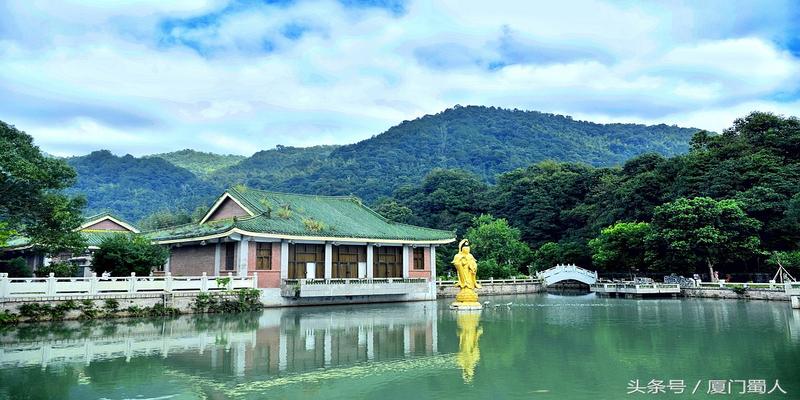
[145,187,455,305]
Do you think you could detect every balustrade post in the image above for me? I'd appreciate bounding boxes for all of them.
[89,272,98,295]
[201,272,208,292]
[0,273,8,299]
[165,272,173,292]
[129,272,137,293]
[46,273,56,296]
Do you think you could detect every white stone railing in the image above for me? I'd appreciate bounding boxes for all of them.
[281,277,430,297]
[435,277,541,286]
[0,272,257,299]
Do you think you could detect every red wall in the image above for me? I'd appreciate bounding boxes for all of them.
[247,241,281,288]
[408,247,433,281]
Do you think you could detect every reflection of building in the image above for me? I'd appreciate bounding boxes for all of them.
[0,302,440,377]
[146,187,455,304]
[1,212,139,276]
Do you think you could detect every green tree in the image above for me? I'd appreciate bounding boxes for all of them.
[34,261,78,277]
[372,199,413,223]
[91,235,169,276]
[589,222,651,273]
[531,242,562,272]
[465,214,532,278]
[1,121,86,253]
[647,197,761,277]
[766,251,800,277]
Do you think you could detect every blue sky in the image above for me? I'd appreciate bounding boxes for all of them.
[1,0,798,156]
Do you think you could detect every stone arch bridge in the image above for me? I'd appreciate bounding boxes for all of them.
[536,264,598,286]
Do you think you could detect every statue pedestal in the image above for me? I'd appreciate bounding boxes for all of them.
[450,287,483,310]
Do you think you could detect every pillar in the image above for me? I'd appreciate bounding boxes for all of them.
[238,238,249,277]
[324,243,333,280]
[366,244,374,279]
[402,245,410,279]
[280,241,289,280]
[430,246,437,279]
[163,248,171,274]
[214,242,221,276]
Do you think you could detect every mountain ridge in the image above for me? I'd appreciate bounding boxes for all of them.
[64,105,700,221]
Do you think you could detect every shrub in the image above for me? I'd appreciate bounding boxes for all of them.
[0,310,19,325]
[302,218,325,232]
[35,261,78,277]
[0,257,32,277]
[79,299,100,320]
[19,303,53,321]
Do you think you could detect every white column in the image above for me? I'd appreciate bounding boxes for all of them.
[430,246,437,279]
[280,241,289,280]
[163,249,171,274]
[402,245,410,279]
[324,243,333,280]
[214,242,221,276]
[366,244,374,279]
[238,238,249,277]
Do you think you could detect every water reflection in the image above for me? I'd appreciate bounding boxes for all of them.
[454,311,482,383]
[0,302,440,375]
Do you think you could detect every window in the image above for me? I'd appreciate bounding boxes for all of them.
[224,242,236,271]
[288,244,325,279]
[373,246,402,278]
[413,247,425,270]
[256,242,272,270]
[332,245,366,278]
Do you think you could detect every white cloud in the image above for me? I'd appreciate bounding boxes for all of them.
[0,0,798,156]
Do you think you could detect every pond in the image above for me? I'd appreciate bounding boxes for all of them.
[1,293,799,399]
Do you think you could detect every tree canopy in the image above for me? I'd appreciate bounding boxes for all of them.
[0,121,86,253]
[91,235,169,276]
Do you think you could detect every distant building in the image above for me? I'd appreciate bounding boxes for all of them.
[145,187,455,304]
[2,212,139,276]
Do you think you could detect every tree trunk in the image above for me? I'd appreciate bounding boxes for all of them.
[707,259,716,282]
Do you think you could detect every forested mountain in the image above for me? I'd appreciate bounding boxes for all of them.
[66,151,218,221]
[147,149,245,176]
[383,112,800,278]
[213,106,697,202]
[64,105,698,222]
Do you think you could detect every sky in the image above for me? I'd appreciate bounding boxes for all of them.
[1,0,799,157]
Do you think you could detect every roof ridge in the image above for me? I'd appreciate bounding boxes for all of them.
[230,186,359,200]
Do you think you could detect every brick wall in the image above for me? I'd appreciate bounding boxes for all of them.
[169,244,215,276]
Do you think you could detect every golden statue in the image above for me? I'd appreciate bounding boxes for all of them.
[451,239,482,309]
[455,311,483,383]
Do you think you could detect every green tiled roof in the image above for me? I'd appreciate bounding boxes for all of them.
[146,187,455,242]
[2,213,136,250]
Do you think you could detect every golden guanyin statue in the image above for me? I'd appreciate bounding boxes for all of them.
[455,311,483,383]
[451,239,482,309]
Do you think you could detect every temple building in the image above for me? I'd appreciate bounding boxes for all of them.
[2,212,139,276]
[145,187,455,305]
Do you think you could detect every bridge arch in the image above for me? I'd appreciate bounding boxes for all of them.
[537,264,598,286]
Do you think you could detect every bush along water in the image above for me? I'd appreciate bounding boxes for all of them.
[1,298,182,324]
[192,288,262,314]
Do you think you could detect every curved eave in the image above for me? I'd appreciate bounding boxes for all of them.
[154,227,456,245]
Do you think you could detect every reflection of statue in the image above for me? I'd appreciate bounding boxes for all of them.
[450,239,482,310]
[455,311,482,383]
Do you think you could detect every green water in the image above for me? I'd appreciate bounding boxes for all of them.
[1,293,799,399]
